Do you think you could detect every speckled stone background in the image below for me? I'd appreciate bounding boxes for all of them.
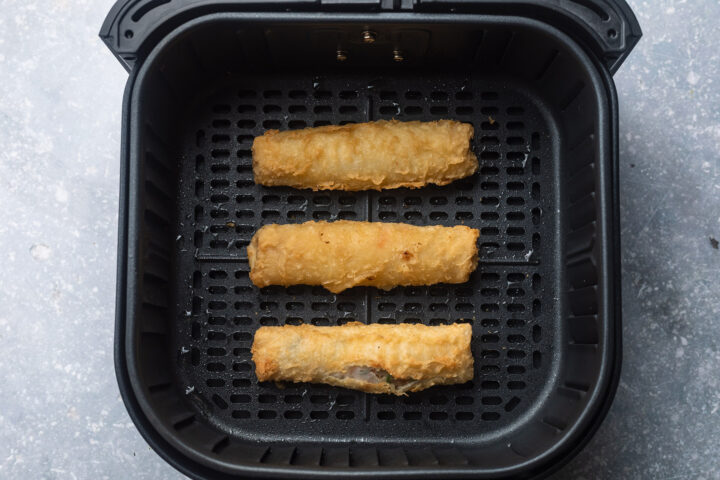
[0,0,718,478]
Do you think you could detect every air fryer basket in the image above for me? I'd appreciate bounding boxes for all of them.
[102,2,640,478]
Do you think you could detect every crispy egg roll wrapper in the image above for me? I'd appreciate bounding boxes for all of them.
[252,119,477,191]
[252,322,474,395]
[247,220,479,293]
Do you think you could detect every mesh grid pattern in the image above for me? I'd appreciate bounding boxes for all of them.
[173,72,556,440]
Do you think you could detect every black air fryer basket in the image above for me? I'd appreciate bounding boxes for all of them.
[100,1,640,478]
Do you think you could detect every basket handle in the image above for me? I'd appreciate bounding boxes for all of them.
[99,0,641,73]
[99,0,321,71]
[416,0,642,74]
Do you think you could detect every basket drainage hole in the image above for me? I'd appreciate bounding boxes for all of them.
[533,351,542,368]
[505,396,521,412]
[607,29,617,38]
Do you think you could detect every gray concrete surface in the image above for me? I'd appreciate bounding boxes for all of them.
[0,0,718,478]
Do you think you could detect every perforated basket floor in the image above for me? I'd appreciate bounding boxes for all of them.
[172,71,560,446]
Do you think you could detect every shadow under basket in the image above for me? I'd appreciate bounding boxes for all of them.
[102,1,640,478]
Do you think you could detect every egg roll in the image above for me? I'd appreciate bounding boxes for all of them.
[252,119,477,191]
[252,322,473,395]
[247,220,479,293]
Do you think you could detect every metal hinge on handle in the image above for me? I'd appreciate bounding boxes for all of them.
[100,0,640,73]
[381,0,418,9]
[316,0,417,10]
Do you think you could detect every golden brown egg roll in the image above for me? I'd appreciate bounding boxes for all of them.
[247,220,479,293]
[252,322,473,395]
[252,119,477,191]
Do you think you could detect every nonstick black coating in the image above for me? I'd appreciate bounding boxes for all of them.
[174,71,557,441]
[116,13,622,479]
